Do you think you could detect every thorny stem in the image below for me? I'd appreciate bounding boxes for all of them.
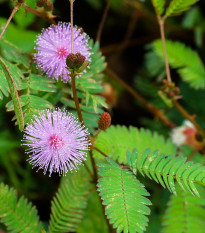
[23,3,56,25]
[174,100,205,137]
[158,16,172,84]
[96,0,111,43]
[0,3,21,40]
[105,67,176,129]
[70,0,74,53]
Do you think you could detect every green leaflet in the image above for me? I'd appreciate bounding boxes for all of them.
[93,125,176,164]
[166,0,199,17]
[97,158,151,233]
[48,167,92,233]
[0,57,24,131]
[127,148,205,197]
[161,185,205,233]
[153,39,205,89]
[0,183,42,233]
[151,0,165,15]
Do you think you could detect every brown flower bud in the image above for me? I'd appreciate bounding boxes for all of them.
[98,112,111,130]
[66,53,77,69]
[74,53,86,68]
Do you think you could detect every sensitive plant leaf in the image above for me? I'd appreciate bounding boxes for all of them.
[0,57,24,131]
[161,185,205,233]
[153,39,205,89]
[151,0,165,15]
[128,148,205,197]
[97,159,151,233]
[48,168,92,233]
[166,0,199,17]
[0,39,30,68]
[0,183,42,233]
[93,125,176,164]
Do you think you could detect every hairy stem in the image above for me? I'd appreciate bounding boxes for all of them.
[174,100,205,137]
[96,0,111,43]
[0,3,21,40]
[105,67,175,129]
[70,0,74,53]
[158,16,172,84]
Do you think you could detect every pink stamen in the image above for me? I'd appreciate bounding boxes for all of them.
[49,134,64,150]
[57,47,69,59]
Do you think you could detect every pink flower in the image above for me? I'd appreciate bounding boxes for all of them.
[22,109,90,176]
[34,22,91,82]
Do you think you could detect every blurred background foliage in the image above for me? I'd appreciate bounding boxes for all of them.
[0,0,205,232]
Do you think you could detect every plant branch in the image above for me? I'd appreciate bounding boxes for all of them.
[105,67,176,129]
[93,146,108,158]
[96,0,111,43]
[70,0,74,53]
[0,3,21,40]
[158,16,172,84]
[23,3,57,25]
[174,100,205,137]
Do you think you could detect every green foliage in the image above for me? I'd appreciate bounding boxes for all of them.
[166,0,199,17]
[97,158,151,233]
[127,148,205,197]
[151,0,165,15]
[161,185,205,233]
[77,190,108,233]
[94,125,176,164]
[152,39,205,89]
[12,0,36,29]
[0,57,24,131]
[48,168,92,233]
[0,183,42,233]
[0,17,37,52]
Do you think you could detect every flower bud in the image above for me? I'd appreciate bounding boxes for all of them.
[98,112,111,130]
[66,53,76,69]
[74,53,86,68]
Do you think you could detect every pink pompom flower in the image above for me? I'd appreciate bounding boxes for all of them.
[34,22,91,82]
[22,109,90,176]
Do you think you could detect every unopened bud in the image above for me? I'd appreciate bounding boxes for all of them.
[66,53,76,69]
[98,112,111,130]
[74,53,86,68]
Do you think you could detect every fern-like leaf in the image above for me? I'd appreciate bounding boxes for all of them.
[0,183,42,233]
[48,168,92,233]
[166,0,199,17]
[97,158,151,233]
[161,185,205,233]
[153,39,205,89]
[94,125,176,164]
[151,0,165,15]
[127,148,205,197]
